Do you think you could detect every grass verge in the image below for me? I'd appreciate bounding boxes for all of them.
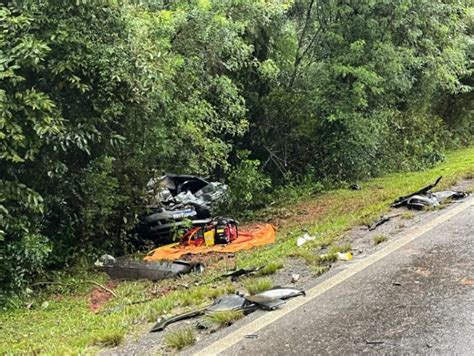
[243,277,273,294]
[373,235,388,245]
[1,146,474,354]
[164,327,195,350]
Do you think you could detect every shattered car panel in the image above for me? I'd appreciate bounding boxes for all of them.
[391,176,442,208]
[206,294,249,313]
[102,259,204,281]
[406,191,468,209]
[392,176,469,209]
[137,174,228,245]
[252,287,306,300]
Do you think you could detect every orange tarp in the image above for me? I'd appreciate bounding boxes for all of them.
[144,224,277,261]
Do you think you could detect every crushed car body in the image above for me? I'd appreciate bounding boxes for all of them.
[136,174,228,245]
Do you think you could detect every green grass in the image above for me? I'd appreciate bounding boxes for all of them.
[401,211,415,220]
[373,235,388,245]
[257,261,284,276]
[204,310,244,327]
[164,327,195,350]
[310,265,329,275]
[243,277,273,294]
[1,146,474,354]
[91,331,124,347]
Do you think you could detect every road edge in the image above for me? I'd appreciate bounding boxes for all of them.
[193,196,473,356]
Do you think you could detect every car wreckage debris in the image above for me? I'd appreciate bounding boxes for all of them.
[367,214,401,231]
[250,287,306,300]
[391,176,469,209]
[392,176,443,208]
[137,174,228,245]
[101,259,204,281]
[149,287,305,332]
[291,273,300,283]
[297,233,316,247]
[218,266,265,281]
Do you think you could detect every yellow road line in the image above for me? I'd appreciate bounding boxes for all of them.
[194,197,473,356]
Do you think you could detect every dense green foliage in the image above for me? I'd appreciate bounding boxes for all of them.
[1,0,472,297]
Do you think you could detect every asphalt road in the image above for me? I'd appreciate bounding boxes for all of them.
[193,197,474,355]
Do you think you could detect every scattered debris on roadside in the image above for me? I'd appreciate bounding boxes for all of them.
[391,176,469,209]
[320,251,353,261]
[367,214,401,231]
[336,252,353,261]
[461,278,474,286]
[94,254,116,267]
[218,266,265,282]
[291,273,300,283]
[99,258,204,281]
[245,334,258,339]
[246,287,305,300]
[150,287,305,332]
[296,233,316,247]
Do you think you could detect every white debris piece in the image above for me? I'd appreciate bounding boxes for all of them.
[296,233,316,247]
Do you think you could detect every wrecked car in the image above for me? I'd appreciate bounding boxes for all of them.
[135,174,227,246]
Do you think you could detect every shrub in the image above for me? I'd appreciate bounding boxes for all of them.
[224,151,272,215]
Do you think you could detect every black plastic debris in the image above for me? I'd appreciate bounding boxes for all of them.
[367,214,401,231]
[218,266,264,282]
[350,184,362,190]
[407,191,468,209]
[392,176,442,208]
[151,308,208,332]
[206,294,251,313]
[150,294,256,332]
[150,287,305,332]
[392,176,469,209]
[245,334,258,339]
[102,259,204,281]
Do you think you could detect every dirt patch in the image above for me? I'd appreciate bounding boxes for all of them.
[180,252,236,271]
[268,197,335,229]
[89,281,118,313]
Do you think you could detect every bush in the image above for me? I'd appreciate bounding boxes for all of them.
[224,151,272,215]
